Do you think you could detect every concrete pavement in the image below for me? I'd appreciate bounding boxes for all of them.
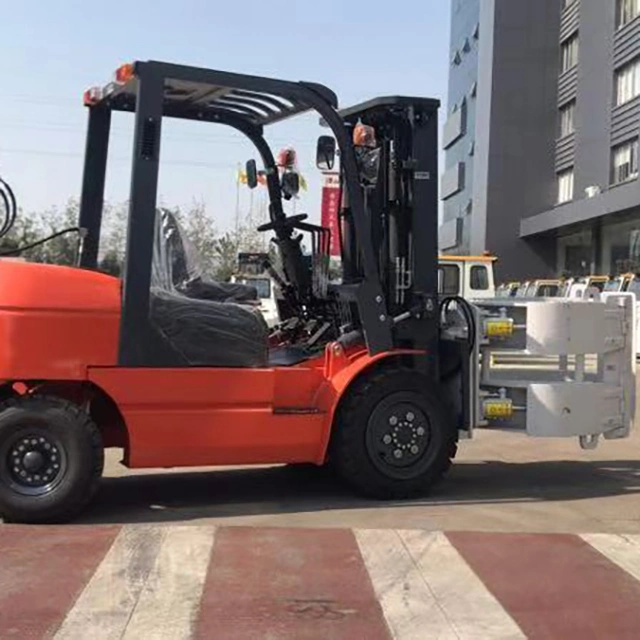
[87,424,640,534]
[2,524,640,639]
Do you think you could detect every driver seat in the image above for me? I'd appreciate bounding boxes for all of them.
[149,210,269,367]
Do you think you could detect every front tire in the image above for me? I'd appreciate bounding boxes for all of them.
[0,395,103,523]
[330,368,457,500]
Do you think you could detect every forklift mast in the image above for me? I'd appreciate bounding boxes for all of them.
[334,97,441,362]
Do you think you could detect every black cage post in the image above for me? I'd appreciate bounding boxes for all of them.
[410,104,440,357]
[118,67,165,366]
[78,107,111,269]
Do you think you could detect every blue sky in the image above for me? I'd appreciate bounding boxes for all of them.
[1,0,450,231]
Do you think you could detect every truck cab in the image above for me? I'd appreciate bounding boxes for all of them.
[437,255,496,299]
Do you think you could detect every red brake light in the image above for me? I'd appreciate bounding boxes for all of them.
[115,63,135,84]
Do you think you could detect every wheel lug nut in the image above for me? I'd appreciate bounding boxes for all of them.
[411,445,419,454]
[406,412,415,422]
[20,470,26,477]
[383,435,392,445]
[394,449,403,459]
[44,443,51,450]
[389,416,398,426]
[416,427,425,436]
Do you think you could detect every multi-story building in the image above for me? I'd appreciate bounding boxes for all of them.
[440,0,640,280]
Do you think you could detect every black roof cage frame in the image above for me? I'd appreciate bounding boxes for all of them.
[77,60,393,366]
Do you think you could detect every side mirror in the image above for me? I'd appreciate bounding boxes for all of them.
[246,159,258,189]
[281,172,300,198]
[316,136,336,171]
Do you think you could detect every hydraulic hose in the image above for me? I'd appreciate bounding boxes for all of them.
[0,175,17,241]
[0,174,85,258]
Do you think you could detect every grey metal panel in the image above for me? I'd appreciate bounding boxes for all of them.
[441,162,465,200]
[443,107,465,149]
[520,179,640,237]
[611,96,640,146]
[439,217,462,250]
[559,1,580,42]
[555,133,576,172]
[558,66,579,105]
[573,0,615,201]
[613,16,640,68]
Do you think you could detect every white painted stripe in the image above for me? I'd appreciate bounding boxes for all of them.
[55,525,166,640]
[356,529,457,639]
[399,530,524,640]
[121,525,215,640]
[582,533,640,582]
[356,529,524,640]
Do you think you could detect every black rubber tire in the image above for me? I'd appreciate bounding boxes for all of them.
[330,368,458,500]
[0,395,103,524]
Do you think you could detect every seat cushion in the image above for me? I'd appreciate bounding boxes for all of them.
[150,288,268,368]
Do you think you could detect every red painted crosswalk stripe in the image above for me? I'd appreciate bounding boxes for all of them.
[0,525,119,640]
[196,527,391,640]
[448,531,640,640]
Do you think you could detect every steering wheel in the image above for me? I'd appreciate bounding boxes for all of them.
[257,214,308,233]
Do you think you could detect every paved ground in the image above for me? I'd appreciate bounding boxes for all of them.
[1,524,640,639]
[3,394,640,638]
[84,423,640,534]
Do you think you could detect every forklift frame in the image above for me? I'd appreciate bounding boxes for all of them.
[78,61,400,366]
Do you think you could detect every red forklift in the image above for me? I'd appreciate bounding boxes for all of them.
[0,61,633,523]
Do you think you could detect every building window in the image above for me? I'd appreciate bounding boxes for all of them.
[617,0,640,28]
[611,138,639,185]
[561,34,579,73]
[559,101,576,138]
[615,58,640,105]
[557,168,574,204]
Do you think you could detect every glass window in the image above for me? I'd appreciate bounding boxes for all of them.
[557,168,574,204]
[611,138,639,185]
[537,284,560,297]
[559,101,576,138]
[601,216,640,274]
[557,228,593,277]
[628,278,640,296]
[470,265,489,290]
[238,277,271,299]
[615,58,640,105]
[561,34,579,73]
[604,278,623,292]
[438,264,460,295]
[617,0,640,28]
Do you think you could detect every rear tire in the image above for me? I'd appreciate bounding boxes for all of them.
[0,395,103,524]
[330,368,457,500]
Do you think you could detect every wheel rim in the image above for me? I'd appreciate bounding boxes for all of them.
[1,428,68,496]
[365,392,437,480]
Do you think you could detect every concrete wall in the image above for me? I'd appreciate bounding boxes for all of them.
[477,0,559,280]
[441,0,480,251]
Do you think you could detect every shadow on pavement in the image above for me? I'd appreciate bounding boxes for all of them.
[79,458,640,525]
